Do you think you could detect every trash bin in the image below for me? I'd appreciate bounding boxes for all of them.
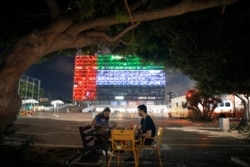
[219,118,230,131]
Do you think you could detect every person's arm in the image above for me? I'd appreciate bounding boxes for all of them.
[138,117,153,137]
[90,119,105,127]
[90,118,97,126]
[90,115,108,128]
[91,114,101,126]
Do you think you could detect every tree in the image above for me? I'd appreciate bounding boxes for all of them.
[121,0,250,120]
[0,0,238,133]
[185,89,222,121]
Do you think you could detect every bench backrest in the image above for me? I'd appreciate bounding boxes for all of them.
[79,125,109,151]
[78,125,110,163]
[79,125,96,147]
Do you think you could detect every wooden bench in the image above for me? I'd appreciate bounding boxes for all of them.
[79,125,109,161]
[66,125,110,166]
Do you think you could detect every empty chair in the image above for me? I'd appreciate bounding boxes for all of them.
[139,127,163,167]
[108,129,140,167]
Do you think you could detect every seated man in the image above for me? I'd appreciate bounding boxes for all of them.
[124,104,156,162]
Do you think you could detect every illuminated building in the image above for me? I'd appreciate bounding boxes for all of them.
[73,53,166,105]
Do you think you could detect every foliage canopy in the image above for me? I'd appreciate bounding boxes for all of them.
[123,0,250,96]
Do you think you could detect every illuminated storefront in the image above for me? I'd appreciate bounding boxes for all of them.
[73,54,166,105]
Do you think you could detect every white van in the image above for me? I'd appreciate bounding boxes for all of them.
[214,100,233,113]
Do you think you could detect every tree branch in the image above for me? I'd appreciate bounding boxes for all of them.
[85,22,141,43]
[66,0,238,35]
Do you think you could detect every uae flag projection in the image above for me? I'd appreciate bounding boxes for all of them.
[73,55,97,101]
[73,54,165,101]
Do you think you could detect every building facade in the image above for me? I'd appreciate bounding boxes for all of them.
[73,53,166,106]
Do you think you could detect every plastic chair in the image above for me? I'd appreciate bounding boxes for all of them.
[140,127,163,167]
[108,129,140,167]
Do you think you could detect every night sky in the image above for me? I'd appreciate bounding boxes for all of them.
[24,55,196,100]
[24,55,75,100]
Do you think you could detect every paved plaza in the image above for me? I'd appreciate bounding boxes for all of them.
[1,110,249,167]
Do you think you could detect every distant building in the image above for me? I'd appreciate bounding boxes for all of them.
[73,54,166,105]
[170,95,186,108]
[18,75,41,100]
[169,95,188,118]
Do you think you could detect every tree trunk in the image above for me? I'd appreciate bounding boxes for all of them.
[0,69,23,133]
[0,35,50,133]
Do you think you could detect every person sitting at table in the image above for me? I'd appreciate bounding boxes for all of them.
[89,107,111,145]
[91,107,111,128]
[124,104,156,162]
[91,107,119,153]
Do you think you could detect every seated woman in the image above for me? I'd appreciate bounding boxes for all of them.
[90,107,112,135]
